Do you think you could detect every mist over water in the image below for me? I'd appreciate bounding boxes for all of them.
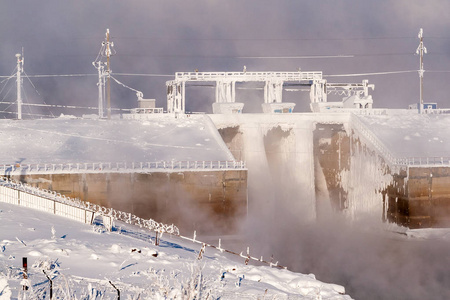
[268,217,450,299]
[239,193,450,299]
[229,119,450,300]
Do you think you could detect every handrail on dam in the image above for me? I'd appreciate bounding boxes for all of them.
[0,160,246,174]
[350,114,450,167]
[395,156,450,166]
[350,114,397,166]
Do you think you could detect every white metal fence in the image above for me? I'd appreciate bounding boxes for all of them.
[0,177,179,235]
[0,181,94,224]
[0,160,246,175]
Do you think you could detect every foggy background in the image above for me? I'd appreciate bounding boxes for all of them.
[2,1,450,299]
[2,1,450,115]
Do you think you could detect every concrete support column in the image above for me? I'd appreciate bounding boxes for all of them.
[310,80,327,103]
[264,81,283,103]
[215,80,235,104]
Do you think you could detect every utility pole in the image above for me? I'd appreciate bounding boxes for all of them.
[416,28,427,114]
[104,29,113,119]
[15,53,23,120]
[93,61,105,118]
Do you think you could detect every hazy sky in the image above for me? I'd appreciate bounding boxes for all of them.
[2,0,450,115]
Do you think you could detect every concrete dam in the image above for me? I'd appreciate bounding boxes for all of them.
[2,112,450,234]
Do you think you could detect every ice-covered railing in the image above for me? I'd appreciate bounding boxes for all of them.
[0,177,179,235]
[349,114,398,166]
[394,157,450,166]
[350,114,450,167]
[0,177,286,269]
[174,71,323,81]
[0,160,246,174]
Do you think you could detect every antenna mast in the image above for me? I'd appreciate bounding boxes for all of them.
[15,53,23,120]
[416,28,427,114]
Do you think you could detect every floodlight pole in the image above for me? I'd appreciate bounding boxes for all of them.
[16,53,23,120]
[416,28,427,114]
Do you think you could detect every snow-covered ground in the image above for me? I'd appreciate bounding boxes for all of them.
[0,201,351,299]
[0,114,233,166]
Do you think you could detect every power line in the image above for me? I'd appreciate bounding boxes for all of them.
[236,55,355,59]
[110,75,142,95]
[113,52,418,59]
[0,101,132,111]
[0,110,54,118]
[324,70,417,77]
[113,73,173,77]
[113,36,418,42]
[24,74,96,78]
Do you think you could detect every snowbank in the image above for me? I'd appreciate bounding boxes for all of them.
[0,202,352,299]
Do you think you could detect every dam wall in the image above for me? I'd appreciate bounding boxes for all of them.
[9,170,247,235]
[3,113,450,231]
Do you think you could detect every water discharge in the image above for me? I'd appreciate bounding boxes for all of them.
[212,114,450,300]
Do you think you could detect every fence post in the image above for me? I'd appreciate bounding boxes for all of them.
[22,257,28,291]
[43,270,53,299]
[109,281,120,300]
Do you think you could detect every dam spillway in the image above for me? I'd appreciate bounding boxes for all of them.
[210,112,450,229]
[1,112,450,232]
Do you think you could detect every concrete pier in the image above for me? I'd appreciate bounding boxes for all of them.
[387,167,450,228]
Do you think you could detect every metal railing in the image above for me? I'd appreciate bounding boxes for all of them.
[129,107,164,114]
[0,160,246,174]
[394,156,450,166]
[174,71,323,82]
[0,177,179,235]
[0,177,95,224]
[350,114,450,167]
[350,114,397,166]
